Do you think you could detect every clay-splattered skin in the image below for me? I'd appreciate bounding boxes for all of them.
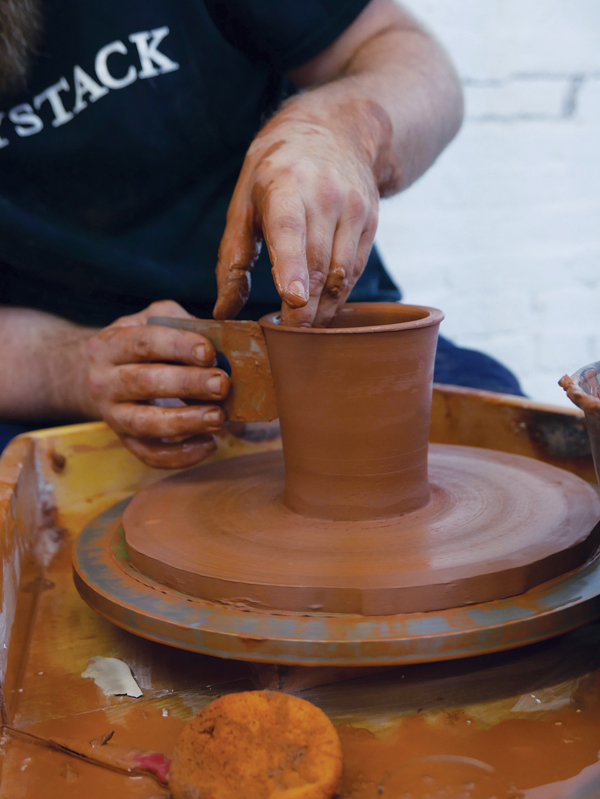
[0,2,463,472]
[560,372,600,416]
[213,100,387,328]
[86,300,231,469]
[87,0,464,468]
[213,0,464,327]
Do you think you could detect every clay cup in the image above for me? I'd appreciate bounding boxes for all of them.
[260,303,444,521]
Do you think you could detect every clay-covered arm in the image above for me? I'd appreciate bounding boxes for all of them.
[0,303,230,469]
[214,0,463,327]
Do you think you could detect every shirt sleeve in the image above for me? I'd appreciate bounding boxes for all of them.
[202,0,373,73]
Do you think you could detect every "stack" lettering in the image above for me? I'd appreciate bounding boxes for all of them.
[0,27,179,148]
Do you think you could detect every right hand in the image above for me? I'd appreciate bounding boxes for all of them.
[86,300,230,469]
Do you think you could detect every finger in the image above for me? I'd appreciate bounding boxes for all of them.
[213,187,261,320]
[121,434,217,470]
[312,265,351,329]
[313,192,371,327]
[262,192,310,310]
[313,231,370,328]
[92,325,217,367]
[111,300,195,329]
[108,403,226,439]
[108,365,230,402]
[279,210,335,327]
[352,214,378,288]
[323,216,379,323]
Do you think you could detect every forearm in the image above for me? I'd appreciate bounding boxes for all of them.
[215,0,463,324]
[287,1,464,194]
[0,306,99,420]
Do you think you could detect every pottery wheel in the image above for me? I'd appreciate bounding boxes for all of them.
[123,445,600,615]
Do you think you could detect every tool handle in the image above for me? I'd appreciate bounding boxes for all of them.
[147,316,277,423]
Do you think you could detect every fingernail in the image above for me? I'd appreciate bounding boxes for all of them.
[206,375,223,395]
[286,280,308,302]
[193,343,208,363]
[204,409,222,425]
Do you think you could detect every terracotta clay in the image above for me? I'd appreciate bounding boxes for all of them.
[148,316,277,423]
[261,303,443,520]
[123,445,600,615]
[123,303,600,616]
[336,678,600,797]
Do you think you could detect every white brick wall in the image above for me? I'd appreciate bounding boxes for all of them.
[376,0,600,406]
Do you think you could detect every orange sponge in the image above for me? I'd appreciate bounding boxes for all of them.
[169,690,342,799]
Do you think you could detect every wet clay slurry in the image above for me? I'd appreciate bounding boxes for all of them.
[260,304,443,520]
[122,303,600,616]
[335,673,600,798]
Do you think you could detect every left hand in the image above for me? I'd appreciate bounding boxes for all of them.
[213,97,381,327]
[86,300,230,469]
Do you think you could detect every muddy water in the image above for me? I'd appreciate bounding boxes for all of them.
[7,671,600,798]
[337,677,600,797]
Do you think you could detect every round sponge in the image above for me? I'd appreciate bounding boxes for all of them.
[169,690,343,799]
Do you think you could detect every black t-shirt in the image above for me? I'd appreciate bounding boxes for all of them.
[0,0,400,326]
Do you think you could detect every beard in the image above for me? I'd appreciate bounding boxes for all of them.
[0,0,42,98]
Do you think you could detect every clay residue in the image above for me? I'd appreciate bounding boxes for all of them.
[147,316,277,423]
[337,672,600,796]
[560,374,600,416]
[221,319,277,422]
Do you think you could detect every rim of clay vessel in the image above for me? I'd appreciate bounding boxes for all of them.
[259,302,444,334]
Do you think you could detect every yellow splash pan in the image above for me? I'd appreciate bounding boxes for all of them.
[1,385,600,797]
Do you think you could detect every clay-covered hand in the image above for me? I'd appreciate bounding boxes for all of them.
[86,300,230,469]
[213,98,382,327]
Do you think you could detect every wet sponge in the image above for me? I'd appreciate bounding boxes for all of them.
[169,690,342,799]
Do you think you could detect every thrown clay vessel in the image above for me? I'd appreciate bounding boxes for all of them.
[261,303,443,521]
[123,303,600,616]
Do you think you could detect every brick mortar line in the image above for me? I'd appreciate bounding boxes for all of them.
[462,72,600,87]
[465,72,595,121]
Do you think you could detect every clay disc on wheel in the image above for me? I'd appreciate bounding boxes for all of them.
[123,445,600,615]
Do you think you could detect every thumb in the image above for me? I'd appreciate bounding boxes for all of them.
[213,198,261,320]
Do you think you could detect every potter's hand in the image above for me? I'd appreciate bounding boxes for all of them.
[212,0,464,327]
[86,300,230,469]
[213,99,380,328]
